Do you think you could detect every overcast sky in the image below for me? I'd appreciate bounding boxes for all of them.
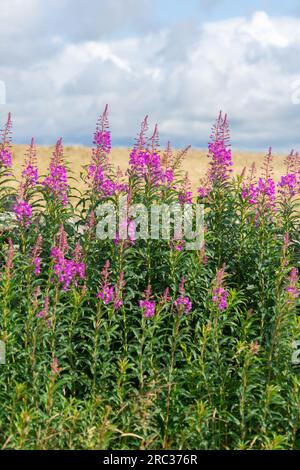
[1,0,300,150]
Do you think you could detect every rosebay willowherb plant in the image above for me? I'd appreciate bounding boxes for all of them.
[0,107,299,450]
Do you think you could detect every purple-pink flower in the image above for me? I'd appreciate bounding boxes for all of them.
[97,284,114,304]
[51,247,85,291]
[173,276,192,314]
[129,118,174,187]
[278,173,299,199]
[212,287,228,311]
[139,300,156,318]
[286,268,299,299]
[114,217,136,246]
[93,105,111,155]
[139,284,156,317]
[22,164,39,187]
[0,148,12,168]
[178,173,193,204]
[37,296,49,318]
[51,230,85,291]
[129,148,163,183]
[93,130,111,153]
[97,261,124,310]
[174,296,192,314]
[208,111,233,183]
[87,106,127,197]
[212,267,229,311]
[13,198,33,227]
[51,357,61,376]
[42,138,68,206]
[161,168,174,186]
[0,113,13,169]
[22,138,39,187]
[170,238,185,251]
[197,186,210,198]
[51,248,85,290]
[242,177,276,209]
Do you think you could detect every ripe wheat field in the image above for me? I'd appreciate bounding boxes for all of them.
[11,145,287,190]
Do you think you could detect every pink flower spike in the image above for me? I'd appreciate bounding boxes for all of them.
[51,357,61,376]
[208,111,233,183]
[13,197,33,228]
[42,138,69,206]
[174,296,192,314]
[37,296,49,318]
[22,138,39,187]
[139,300,156,318]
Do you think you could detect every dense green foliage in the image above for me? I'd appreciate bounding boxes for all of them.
[0,110,299,450]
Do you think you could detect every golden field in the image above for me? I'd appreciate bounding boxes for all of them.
[11,145,287,191]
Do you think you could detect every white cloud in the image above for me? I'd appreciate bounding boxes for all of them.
[241,11,289,47]
[1,9,300,150]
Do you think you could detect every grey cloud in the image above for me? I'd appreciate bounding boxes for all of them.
[0,0,153,66]
[157,21,200,63]
[1,8,300,151]
[37,0,153,42]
